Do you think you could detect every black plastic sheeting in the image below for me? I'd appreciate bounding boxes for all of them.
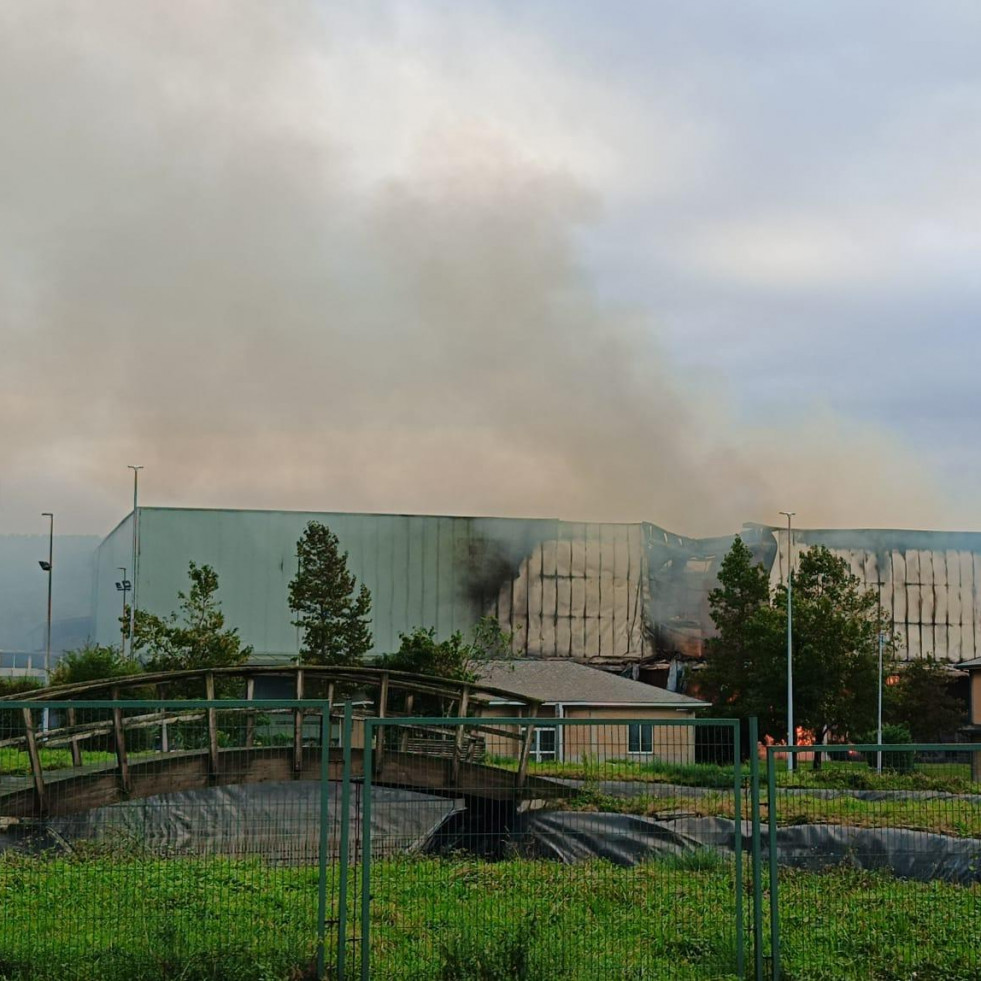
[0,782,461,863]
[514,811,981,884]
[3,783,979,884]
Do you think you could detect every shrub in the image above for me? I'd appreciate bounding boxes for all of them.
[864,723,915,774]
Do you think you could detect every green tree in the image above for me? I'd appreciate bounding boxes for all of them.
[132,562,252,674]
[50,643,143,687]
[288,522,372,666]
[886,656,965,743]
[381,617,513,682]
[703,539,888,760]
[701,536,783,732]
[781,546,885,759]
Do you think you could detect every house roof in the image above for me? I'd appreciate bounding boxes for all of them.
[475,659,709,709]
[959,657,981,669]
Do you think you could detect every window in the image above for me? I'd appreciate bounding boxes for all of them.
[533,726,557,762]
[628,723,653,754]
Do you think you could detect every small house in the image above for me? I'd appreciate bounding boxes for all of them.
[473,659,708,765]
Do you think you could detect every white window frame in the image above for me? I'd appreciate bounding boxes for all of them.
[627,723,654,755]
[532,725,558,762]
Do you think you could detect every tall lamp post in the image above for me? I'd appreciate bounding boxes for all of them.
[39,512,54,732]
[127,466,143,652]
[779,511,795,772]
[115,567,131,654]
[876,580,886,775]
[38,513,54,684]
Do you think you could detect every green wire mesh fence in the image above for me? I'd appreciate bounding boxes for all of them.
[0,697,336,981]
[764,742,981,981]
[4,694,978,981]
[360,716,746,981]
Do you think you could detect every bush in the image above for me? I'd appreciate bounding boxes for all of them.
[0,677,42,697]
[864,723,915,773]
[49,644,143,687]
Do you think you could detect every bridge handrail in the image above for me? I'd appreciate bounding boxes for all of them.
[0,663,539,713]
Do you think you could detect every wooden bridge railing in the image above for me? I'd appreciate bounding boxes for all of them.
[0,665,543,815]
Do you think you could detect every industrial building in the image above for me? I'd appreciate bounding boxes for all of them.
[5,507,981,676]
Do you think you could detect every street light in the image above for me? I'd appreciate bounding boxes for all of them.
[876,580,886,775]
[779,511,795,773]
[115,567,131,654]
[39,513,54,685]
[127,466,143,650]
[39,512,54,733]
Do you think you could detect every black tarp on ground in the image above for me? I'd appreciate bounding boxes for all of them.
[0,781,462,862]
[514,811,981,884]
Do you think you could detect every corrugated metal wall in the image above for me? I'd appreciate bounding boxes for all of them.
[771,528,981,663]
[489,523,650,661]
[95,509,653,662]
[91,509,981,665]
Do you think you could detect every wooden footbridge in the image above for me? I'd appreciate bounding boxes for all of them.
[0,666,557,819]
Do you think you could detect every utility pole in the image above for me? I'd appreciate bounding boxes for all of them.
[127,466,143,652]
[779,511,795,773]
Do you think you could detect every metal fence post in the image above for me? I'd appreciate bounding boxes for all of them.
[360,719,374,981]
[733,719,745,978]
[316,700,331,980]
[338,702,353,980]
[749,717,764,981]
[766,747,781,981]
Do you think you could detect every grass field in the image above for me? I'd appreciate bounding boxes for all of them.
[499,756,979,795]
[0,852,978,980]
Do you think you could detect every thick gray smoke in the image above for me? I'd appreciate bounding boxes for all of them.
[0,2,961,535]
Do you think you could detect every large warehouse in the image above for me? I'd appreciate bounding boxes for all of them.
[84,507,981,668]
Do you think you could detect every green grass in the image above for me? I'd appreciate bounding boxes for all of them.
[0,748,118,775]
[0,852,979,980]
[488,755,978,795]
[554,786,981,837]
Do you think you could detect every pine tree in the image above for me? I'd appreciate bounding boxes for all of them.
[288,522,372,666]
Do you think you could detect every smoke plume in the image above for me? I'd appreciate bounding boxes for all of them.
[0,1,965,536]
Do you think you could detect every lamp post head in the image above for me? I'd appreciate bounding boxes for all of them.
[38,560,51,572]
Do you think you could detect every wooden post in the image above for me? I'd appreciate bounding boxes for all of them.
[399,694,415,753]
[205,672,219,779]
[66,706,82,768]
[293,669,305,773]
[451,685,471,785]
[158,683,169,754]
[245,676,255,749]
[112,687,131,794]
[21,708,46,814]
[375,672,389,774]
[516,703,540,790]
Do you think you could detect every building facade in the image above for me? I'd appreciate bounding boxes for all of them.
[72,507,981,669]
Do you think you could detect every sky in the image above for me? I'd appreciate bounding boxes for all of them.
[2,1,980,538]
